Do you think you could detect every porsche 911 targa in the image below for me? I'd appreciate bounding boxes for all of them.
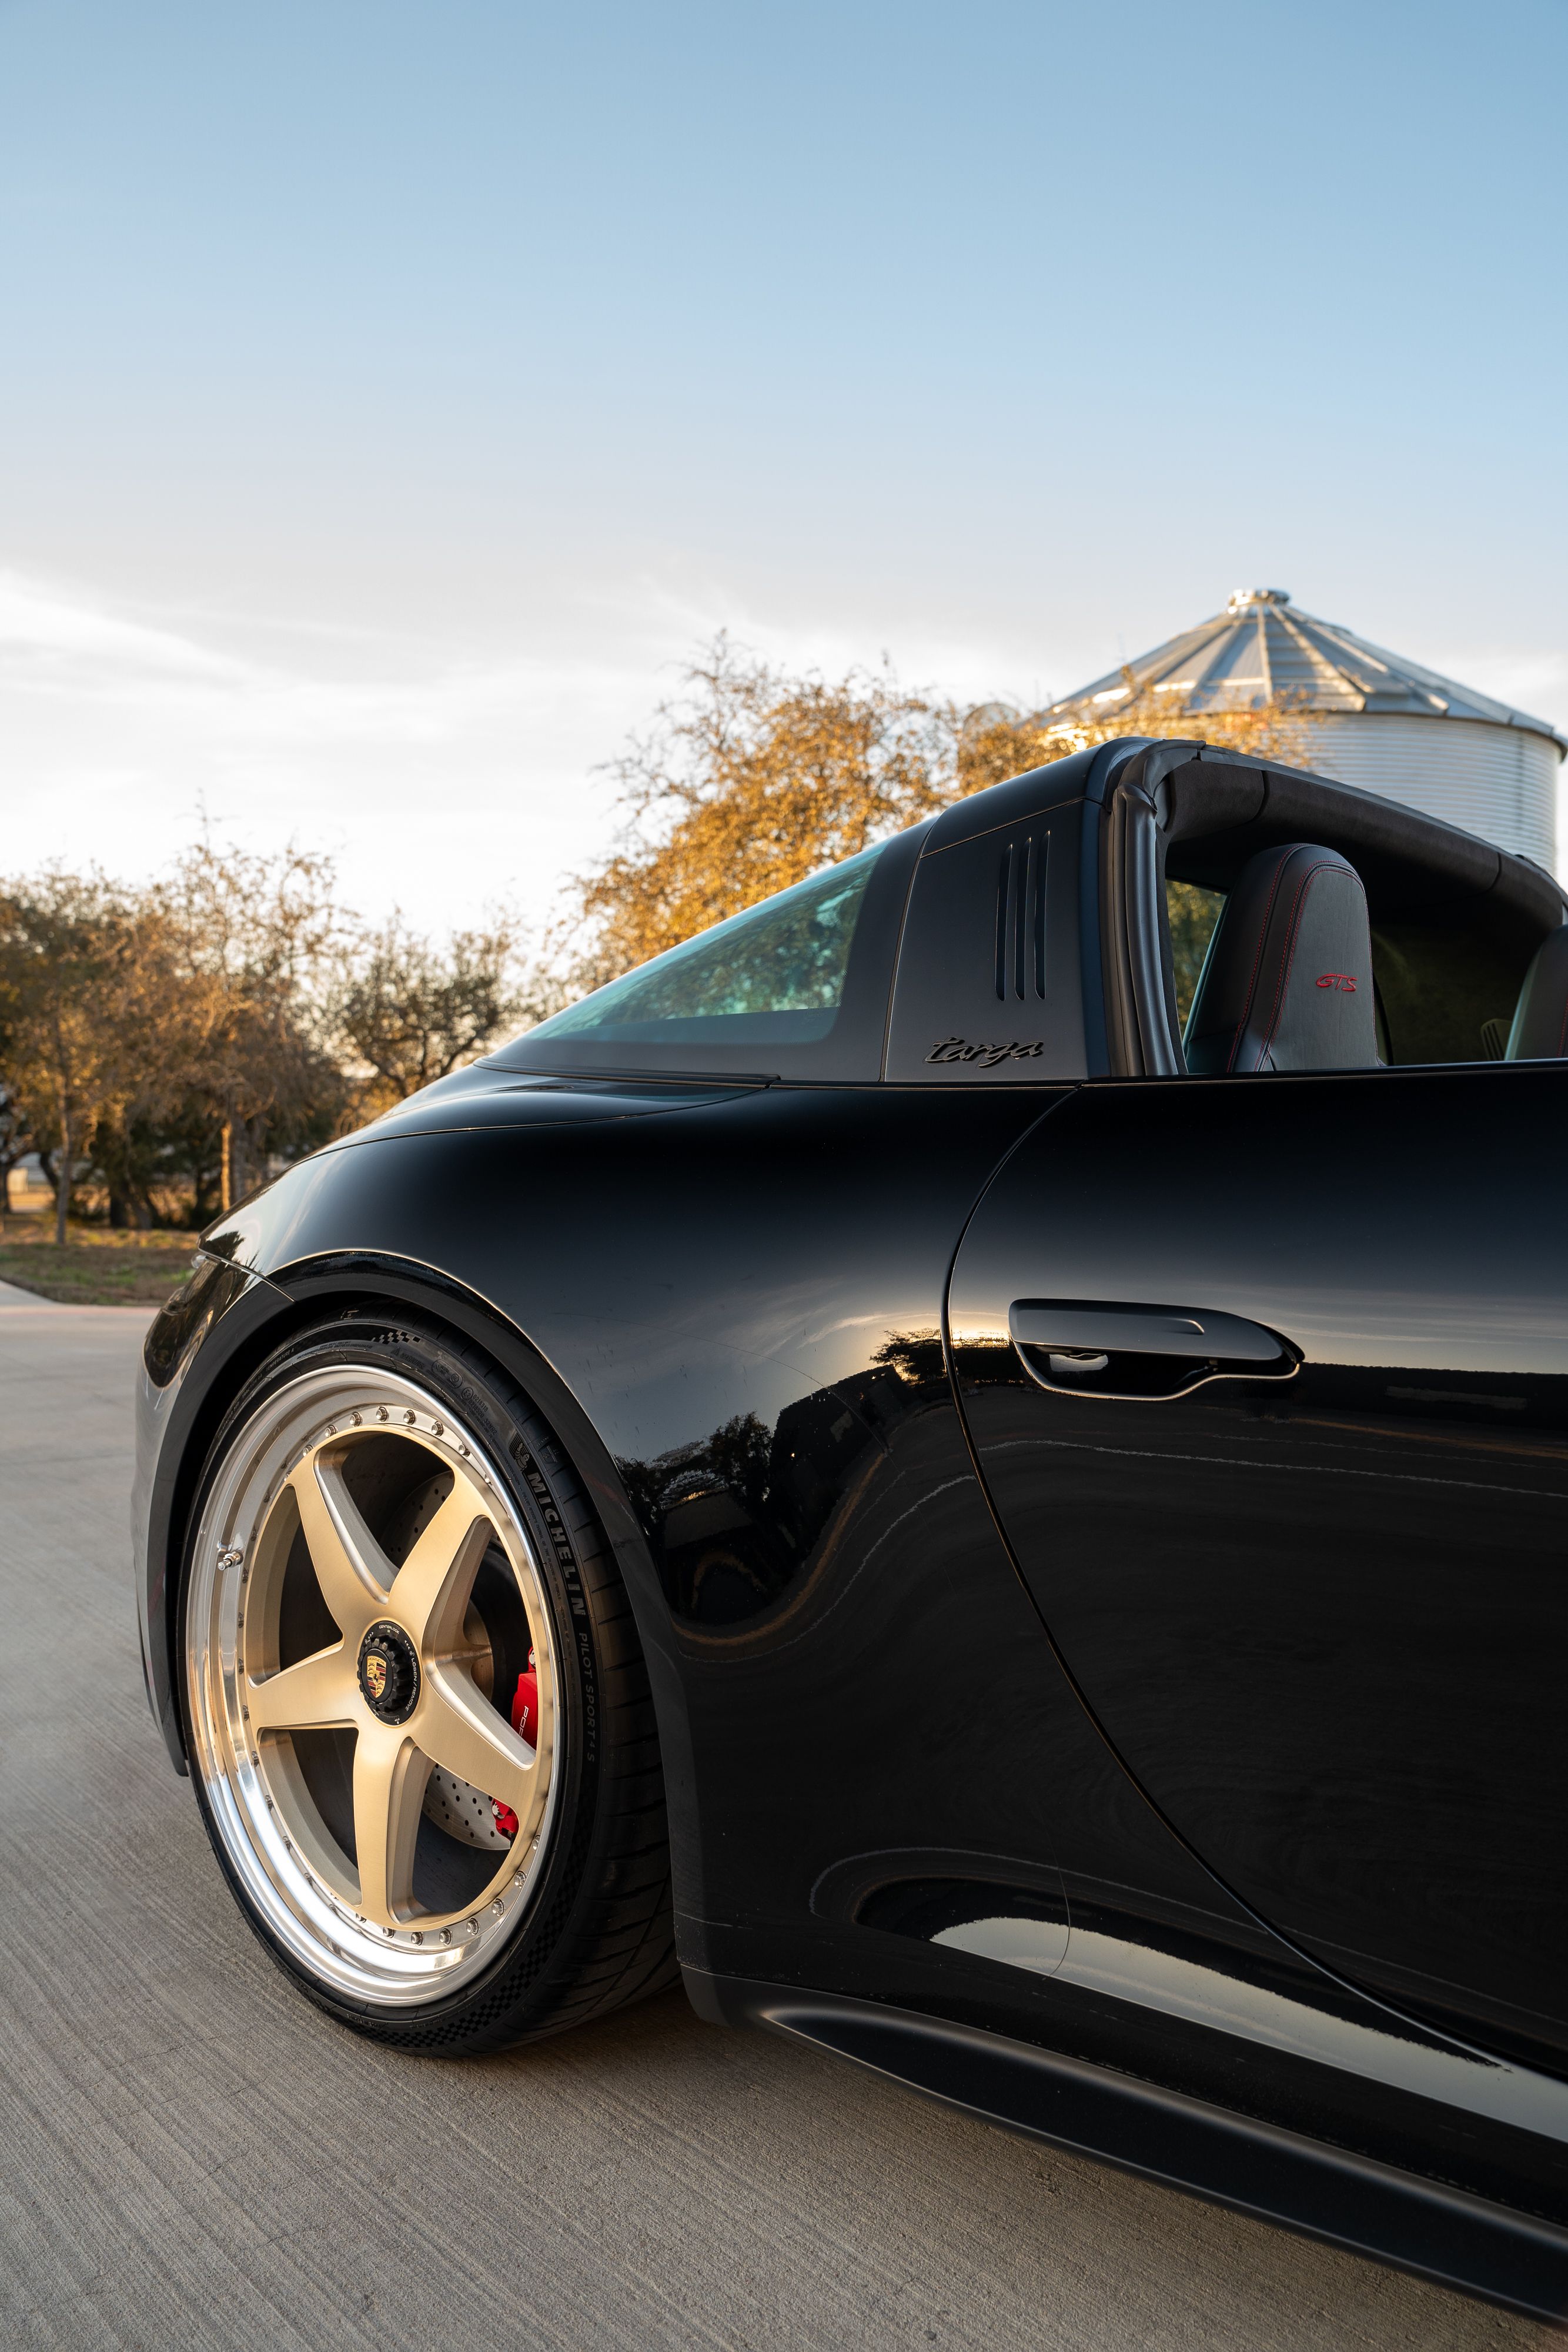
[135,737,1568,2318]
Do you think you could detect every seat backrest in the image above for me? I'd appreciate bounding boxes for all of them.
[1506,924,1568,1060]
[1185,841,1378,1075]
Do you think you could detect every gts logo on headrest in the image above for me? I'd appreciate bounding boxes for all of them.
[1315,973,1359,992]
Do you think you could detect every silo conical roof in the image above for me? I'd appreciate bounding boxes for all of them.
[1053,589,1566,754]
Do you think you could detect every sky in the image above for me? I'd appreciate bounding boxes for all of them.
[2,0,1565,934]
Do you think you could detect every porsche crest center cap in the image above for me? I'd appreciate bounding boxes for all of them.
[357,1623,419,1723]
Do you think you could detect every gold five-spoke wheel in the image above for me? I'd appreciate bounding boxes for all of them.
[187,1363,561,2005]
[247,1438,549,1930]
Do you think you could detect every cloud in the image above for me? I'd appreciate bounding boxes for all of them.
[0,567,652,931]
[0,571,246,681]
[0,562,1057,935]
[5,566,1562,934]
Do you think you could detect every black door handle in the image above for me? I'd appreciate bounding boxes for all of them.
[1008,1299,1295,1399]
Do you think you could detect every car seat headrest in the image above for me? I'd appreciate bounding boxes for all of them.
[1506,924,1568,1061]
[1185,841,1378,1075]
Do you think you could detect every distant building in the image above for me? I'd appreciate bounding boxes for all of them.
[5,1155,53,1217]
[1052,589,1564,874]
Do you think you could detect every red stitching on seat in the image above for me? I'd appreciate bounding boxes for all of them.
[1225,849,1293,1074]
[1256,863,1330,1067]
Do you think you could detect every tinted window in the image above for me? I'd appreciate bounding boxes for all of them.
[527,847,882,1050]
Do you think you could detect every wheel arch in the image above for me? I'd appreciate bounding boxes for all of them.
[155,1250,701,1915]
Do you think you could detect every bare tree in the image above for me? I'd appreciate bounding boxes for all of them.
[0,874,141,1242]
[153,841,347,1211]
[334,917,522,1113]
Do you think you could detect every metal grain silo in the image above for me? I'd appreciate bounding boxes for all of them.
[1054,590,1565,873]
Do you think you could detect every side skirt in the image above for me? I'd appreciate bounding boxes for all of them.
[683,1966,1568,2325]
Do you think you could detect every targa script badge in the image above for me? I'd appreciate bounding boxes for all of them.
[927,1037,1045,1068]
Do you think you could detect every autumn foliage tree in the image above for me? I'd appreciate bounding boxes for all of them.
[569,637,962,984]
[570,639,1313,1008]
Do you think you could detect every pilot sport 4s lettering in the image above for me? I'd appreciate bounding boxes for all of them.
[134,738,1568,2318]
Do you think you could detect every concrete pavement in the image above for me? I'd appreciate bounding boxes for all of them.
[0,1276,57,1306]
[0,1305,1551,2350]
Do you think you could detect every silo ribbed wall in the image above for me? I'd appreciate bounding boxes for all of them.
[1299,714,1560,873]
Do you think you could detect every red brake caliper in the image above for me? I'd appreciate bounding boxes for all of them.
[490,1649,538,1842]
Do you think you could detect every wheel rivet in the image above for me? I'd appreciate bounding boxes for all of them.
[376,1406,389,1422]
[438,1927,451,1944]
[403,1410,416,1425]
[432,1420,443,1436]
[458,1444,469,1458]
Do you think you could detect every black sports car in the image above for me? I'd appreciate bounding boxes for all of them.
[135,736,1568,2318]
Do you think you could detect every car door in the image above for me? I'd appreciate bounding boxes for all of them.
[948,1060,1568,2074]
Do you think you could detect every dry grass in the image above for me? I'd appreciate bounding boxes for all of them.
[0,1221,198,1306]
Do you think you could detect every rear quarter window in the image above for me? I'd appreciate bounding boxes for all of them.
[487,826,927,1082]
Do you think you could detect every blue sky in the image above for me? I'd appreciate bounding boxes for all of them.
[2,0,1564,928]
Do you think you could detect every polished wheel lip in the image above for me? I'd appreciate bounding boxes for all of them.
[185,1362,562,2007]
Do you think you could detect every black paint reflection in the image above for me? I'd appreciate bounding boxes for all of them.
[619,1329,954,1626]
[619,1391,875,1625]
[951,1064,1568,2077]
